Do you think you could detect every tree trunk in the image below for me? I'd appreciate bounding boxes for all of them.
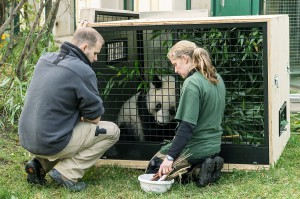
[0,2,16,67]
[0,0,27,37]
[15,0,48,78]
[0,0,5,26]
[16,0,61,79]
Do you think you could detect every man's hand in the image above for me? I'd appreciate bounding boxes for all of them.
[158,158,174,177]
[81,117,101,124]
[77,20,89,29]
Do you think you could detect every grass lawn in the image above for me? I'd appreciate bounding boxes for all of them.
[0,129,300,199]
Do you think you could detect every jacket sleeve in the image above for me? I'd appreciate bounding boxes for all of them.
[77,73,105,120]
[167,121,195,160]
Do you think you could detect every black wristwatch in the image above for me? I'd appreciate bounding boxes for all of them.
[166,155,174,161]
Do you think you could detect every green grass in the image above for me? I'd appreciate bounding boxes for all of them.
[1,129,300,199]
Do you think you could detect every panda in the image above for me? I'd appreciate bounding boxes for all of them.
[117,75,178,142]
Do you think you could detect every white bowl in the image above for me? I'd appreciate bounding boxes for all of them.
[138,174,174,194]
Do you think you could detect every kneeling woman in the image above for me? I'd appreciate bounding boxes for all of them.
[146,40,226,187]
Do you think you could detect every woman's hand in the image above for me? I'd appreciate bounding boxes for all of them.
[158,158,174,177]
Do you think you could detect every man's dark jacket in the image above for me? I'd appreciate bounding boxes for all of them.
[18,42,104,155]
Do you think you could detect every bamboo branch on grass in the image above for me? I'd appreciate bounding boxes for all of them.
[151,152,192,181]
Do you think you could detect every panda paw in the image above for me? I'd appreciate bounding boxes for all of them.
[119,123,140,141]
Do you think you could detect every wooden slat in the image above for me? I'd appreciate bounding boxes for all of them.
[95,159,148,170]
[88,15,284,28]
[95,159,269,172]
[222,163,269,172]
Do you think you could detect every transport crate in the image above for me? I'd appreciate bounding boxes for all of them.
[90,15,290,171]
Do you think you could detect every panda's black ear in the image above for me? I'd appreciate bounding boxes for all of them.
[151,75,162,89]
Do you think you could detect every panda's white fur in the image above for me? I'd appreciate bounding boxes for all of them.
[117,75,177,142]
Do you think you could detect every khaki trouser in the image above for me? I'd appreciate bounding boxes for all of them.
[34,121,120,181]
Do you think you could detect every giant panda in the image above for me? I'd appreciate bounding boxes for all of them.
[117,75,178,142]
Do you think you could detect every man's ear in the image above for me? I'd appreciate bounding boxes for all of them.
[79,44,88,52]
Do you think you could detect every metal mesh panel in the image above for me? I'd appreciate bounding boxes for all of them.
[265,0,300,74]
[94,11,138,22]
[95,29,178,143]
[93,24,266,148]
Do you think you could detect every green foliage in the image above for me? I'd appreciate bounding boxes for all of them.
[100,27,265,144]
[173,27,264,144]
[0,32,58,129]
[100,62,142,98]
[209,28,264,144]
[290,112,300,132]
[0,130,300,198]
[99,61,174,98]
[0,67,31,127]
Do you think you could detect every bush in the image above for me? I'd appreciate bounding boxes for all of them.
[0,32,58,130]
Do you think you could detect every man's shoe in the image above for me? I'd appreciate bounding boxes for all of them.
[196,157,214,187]
[25,158,46,185]
[211,156,224,183]
[48,169,87,192]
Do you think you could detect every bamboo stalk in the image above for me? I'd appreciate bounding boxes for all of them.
[151,152,192,181]
[222,135,240,139]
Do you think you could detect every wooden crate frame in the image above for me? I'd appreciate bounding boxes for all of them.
[90,15,290,171]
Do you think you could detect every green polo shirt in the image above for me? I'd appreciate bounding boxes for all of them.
[160,72,226,159]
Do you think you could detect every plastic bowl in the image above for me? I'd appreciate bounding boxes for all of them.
[138,174,174,194]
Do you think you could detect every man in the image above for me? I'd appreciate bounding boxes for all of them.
[18,21,120,192]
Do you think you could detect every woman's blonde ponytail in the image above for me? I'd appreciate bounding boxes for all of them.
[168,40,219,85]
[193,47,218,85]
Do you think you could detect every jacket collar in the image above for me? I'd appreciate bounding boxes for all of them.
[61,42,91,67]
[187,68,198,78]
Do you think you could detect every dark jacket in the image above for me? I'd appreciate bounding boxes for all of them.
[18,42,104,155]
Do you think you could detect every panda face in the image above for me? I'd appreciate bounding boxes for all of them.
[147,75,177,124]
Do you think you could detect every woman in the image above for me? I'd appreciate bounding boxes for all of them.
[146,40,226,187]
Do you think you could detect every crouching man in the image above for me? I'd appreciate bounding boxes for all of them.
[145,40,226,187]
[18,21,120,192]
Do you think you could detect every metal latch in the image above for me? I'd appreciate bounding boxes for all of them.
[274,75,279,88]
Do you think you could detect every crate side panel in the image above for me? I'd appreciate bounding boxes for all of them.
[268,15,290,165]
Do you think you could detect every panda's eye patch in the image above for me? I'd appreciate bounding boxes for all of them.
[155,103,162,112]
[170,107,176,116]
